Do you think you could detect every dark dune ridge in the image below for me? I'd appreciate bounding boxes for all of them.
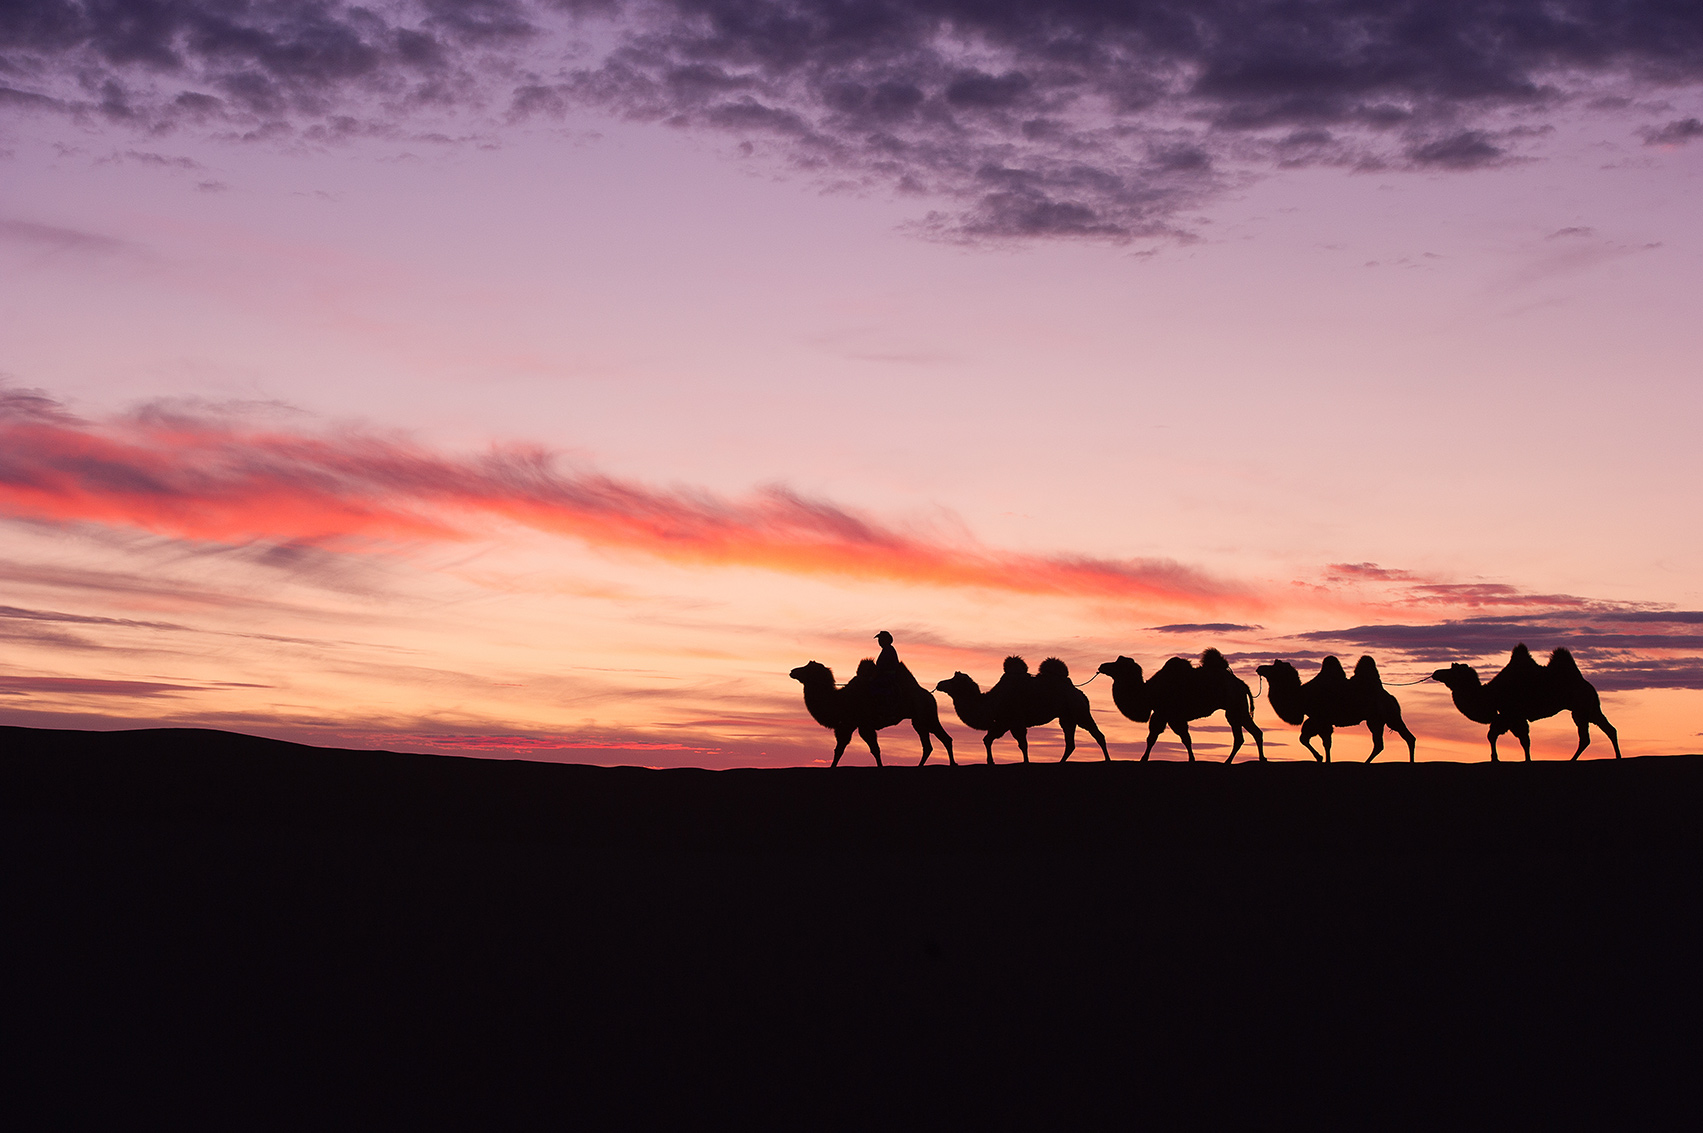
[6,725,1703,1125]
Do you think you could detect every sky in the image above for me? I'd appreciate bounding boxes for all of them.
[2,0,1702,765]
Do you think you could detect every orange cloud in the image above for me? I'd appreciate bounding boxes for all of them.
[0,388,1247,610]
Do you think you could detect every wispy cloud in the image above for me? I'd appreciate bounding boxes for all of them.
[7,2,1703,241]
[0,675,217,696]
[0,218,134,256]
[0,385,1243,609]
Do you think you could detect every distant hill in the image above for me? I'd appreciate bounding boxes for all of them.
[5,725,1702,1126]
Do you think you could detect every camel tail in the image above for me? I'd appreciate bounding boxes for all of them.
[1549,647,1583,680]
[1038,657,1070,681]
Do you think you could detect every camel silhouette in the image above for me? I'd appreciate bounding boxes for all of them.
[1095,649,1264,762]
[1256,656,1417,762]
[790,660,955,767]
[1431,644,1621,761]
[934,656,1109,764]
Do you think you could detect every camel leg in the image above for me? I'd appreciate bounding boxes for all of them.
[1248,719,1265,762]
[1298,718,1325,762]
[1595,710,1622,760]
[935,724,956,767]
[983,726,1004,765]
[1174,720,1195,762]
[1487,721,1504,762]
[1569,713,1592,760]
[913,719,932,767]
[1320,726,1334,764]
[1141,719,1165,761]
[1226,707,1263,762]
[859,725,883,767]
[1509,719,1532,762]
[1059,722,1077,763]
[1386,701,1417,762]
[1014,727,1031,764]
[832,726,854,767]
[1082,715,1110,761]
[1366,722,1386,763]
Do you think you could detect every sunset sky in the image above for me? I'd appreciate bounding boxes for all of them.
[3,0,1701,764]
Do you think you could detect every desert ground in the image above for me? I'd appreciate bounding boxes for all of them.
[6,725,1702,1125]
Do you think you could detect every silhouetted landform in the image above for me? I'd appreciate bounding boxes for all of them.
[5,724,1703,1126]
[934,656,1109,763]
[1258,655,1418,762]
[1097,648,1265,761]
[1433,644,1622,761]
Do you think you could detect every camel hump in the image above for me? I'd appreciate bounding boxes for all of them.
[1549,647,1582,680]
[1200,648,1228,671]
[1038,657,1070,682]
[1003,655,1029,676]
[1318,656,1347,680]
[1509,643,1536,666]
[1352,655,1382,684]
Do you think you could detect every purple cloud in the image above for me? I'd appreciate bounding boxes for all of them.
[5,2,1703,240]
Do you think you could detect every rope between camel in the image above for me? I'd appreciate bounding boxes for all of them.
[1073,670,1101,688]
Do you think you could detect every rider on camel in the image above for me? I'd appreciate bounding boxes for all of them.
[869,631,923,718]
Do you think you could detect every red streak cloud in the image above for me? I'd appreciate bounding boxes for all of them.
[0,391,1244,609]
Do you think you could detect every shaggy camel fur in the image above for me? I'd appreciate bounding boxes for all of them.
[1256,656,1417,762]
[1431,644,1620,761]
[1096,649,1264,763]
[934,656,1109,763]
[790,660,955,767]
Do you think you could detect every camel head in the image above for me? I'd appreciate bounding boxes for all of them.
[1098,656,1143,682]
[1430,662,1480,690]
[935,672,979,698]
[1255,659,1306,725]
[790,661,835,688]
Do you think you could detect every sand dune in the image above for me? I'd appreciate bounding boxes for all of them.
[6,725,1702,1124]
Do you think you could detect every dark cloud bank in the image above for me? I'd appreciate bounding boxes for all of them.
[5,1,1703,239]
[1294,614,1703,691]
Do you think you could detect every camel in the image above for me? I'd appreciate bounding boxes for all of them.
[934,656,1109,763]
[790,660,955,767]
[1256,656,1417,763]
[1431,644,1621,761]
[1095,649,1264,762]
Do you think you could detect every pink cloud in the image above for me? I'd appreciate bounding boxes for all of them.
[0,388,1248,610]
